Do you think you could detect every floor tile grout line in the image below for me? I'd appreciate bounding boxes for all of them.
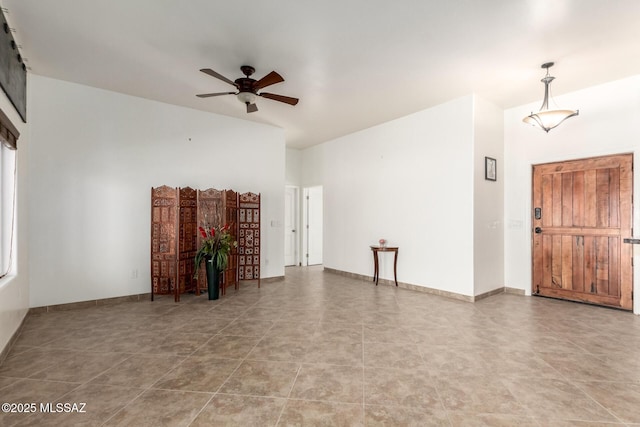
[99,386,149,426]
[497,352,624,425]
[185,393,217,427]
[96,301,258,426]
[96,305,254,425]
[560,376,629,424]
[273,363,304,427]
[206,324,282,397]
[36,351,159,427]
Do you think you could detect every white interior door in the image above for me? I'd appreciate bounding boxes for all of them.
[304,186,323,265]
[284,186,298,266]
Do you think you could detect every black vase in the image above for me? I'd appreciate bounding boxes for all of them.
[205,258,220,300]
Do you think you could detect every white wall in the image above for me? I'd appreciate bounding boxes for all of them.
[302,96,476,296]
[285,147,302,186]
[473,96,505,295]
[301,144,324,188]
[28,75,285,307]
[0,83,29,355]
[504,75,640,313]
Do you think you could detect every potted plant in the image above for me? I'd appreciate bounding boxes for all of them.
[194,224,237,300]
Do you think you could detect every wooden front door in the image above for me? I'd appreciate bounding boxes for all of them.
[532,153,633,310]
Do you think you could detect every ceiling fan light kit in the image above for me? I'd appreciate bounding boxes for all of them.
[237,91,256,104]
[197,65,299,114]
[523,62,579,132]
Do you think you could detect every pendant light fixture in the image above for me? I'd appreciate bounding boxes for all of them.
[523,62,579,132]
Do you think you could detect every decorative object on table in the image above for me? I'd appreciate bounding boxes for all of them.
[485,157,497,181]
[194,225,237,300]
[378,238,387,248]
[522,62,579,133]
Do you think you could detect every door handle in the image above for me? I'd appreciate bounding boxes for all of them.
[623,238,640,244]
[534,227,543,234]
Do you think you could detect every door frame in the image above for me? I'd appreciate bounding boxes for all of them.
[284,185,299,267]
[303,185,323,266]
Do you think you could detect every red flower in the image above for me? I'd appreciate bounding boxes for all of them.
[198,227,207,238]
[210,227,216,237]
[222,224,229,231]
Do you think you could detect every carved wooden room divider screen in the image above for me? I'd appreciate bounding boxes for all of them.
[223,190,239,294]
[151,186,178,301]
[177,187,198,299]
[151,186,198,302]
[238,192,261,287]
[152,186,259,301]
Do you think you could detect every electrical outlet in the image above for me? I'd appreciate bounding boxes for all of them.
[131,269,138,279]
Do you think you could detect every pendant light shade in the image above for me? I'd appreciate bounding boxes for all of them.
[523,62,579,132]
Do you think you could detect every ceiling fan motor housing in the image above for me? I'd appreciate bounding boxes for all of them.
[235,77,258,94]
[236,65,258,97]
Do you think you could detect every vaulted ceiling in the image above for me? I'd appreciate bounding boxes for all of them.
[4,0,640,148]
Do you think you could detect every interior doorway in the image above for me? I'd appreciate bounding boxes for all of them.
[303,186,323,266]
[531,153,633,310]
[284,186,299,266]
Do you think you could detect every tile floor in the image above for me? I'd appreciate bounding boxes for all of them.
[1,266,640,426]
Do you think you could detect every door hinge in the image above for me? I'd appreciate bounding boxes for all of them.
[306,253,309,258]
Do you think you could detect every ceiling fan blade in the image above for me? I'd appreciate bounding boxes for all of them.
[253,71,284,90]
[246,103,258,113]
[259,92,299,106]
[196,91,236,98]
[200,68,237,87]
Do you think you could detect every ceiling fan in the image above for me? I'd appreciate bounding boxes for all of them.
[196,65,299,113]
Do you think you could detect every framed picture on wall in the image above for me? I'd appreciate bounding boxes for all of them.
[485,157,497,181]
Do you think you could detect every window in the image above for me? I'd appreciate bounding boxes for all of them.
[0,108,18,279]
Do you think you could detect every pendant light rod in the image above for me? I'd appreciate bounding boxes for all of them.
[538,62,554,111]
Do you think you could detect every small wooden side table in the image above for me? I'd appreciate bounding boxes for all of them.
[370,246,399,286]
